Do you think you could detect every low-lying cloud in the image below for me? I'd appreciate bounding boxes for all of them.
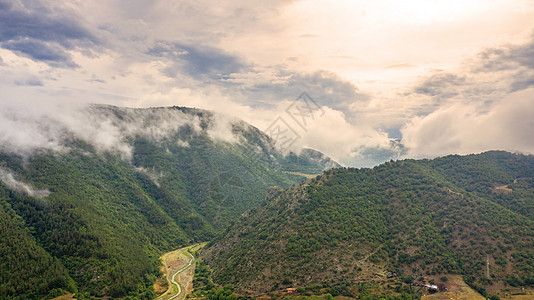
[0,102,207,159]
[0,166,50,197]
[0,96,269,167]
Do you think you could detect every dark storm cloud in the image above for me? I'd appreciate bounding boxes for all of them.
[0,0,100,68]
[148,41,245,78]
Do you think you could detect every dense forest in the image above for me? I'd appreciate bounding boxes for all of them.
[202,151,534,298]
[0,106,335,299]
[2,106,533,299]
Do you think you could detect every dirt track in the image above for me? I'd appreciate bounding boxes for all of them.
[157,243,205,300]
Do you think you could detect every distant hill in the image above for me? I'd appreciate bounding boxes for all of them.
[0,105,338,299]
[202,151,534,297]
[283,148,341,174]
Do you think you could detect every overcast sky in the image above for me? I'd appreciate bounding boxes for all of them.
[1,0,534,166]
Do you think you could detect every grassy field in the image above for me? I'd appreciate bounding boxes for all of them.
[508,295,534,300]
[51,293,75,300]
[421,276,484,300]
[283,171,319,179]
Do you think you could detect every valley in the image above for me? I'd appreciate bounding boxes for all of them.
[156,243,205,300]
[3,0,534,299]
[0,106,334,299]
[0,106,532,300]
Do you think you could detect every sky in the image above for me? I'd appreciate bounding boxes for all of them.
[1,0,534,167]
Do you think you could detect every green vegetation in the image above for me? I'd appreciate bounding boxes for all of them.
[1,152,181,298]
[2,105,532,299]
[0,106,334,298]
[192,258,238,300]
[0,193,74,299]
[192,259,217,296]
[202,151,534,296]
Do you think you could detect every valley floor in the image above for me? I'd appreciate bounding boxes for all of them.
[156,243,206,300]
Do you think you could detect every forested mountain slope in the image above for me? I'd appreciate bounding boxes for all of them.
[202,151,534,296]
[0,105,337,299]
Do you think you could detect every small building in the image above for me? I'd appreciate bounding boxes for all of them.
[424,284,439,293]
[286,288,297,293]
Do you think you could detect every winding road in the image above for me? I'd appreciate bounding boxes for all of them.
[169,249,193,300]
[158,244,202,300]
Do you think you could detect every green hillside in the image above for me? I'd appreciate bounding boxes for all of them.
[0,191,75,300]
[0,105,336,299]
[202,151,534,297]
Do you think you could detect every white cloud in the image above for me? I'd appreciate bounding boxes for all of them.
[1,0,534,167]
[295,106,396,166]
[206,113,240,144]
[0,100,201,159]
[0,166,50,197]
[134,166,163,187]
[401,88,534,158]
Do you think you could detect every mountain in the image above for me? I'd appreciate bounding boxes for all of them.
[0,105,338,299]
[201,151,534,297]
[283,148,341,174]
